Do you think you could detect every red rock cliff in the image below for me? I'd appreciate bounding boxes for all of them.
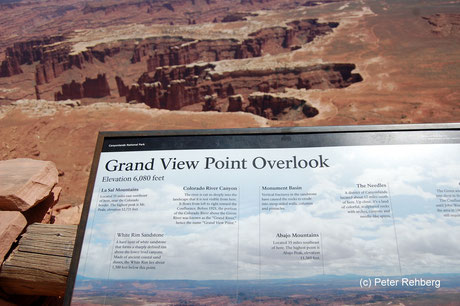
[55,74,110,100]
[117,62,362,117]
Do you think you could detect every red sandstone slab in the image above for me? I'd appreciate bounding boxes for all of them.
[0,211,26,262]
[0,159,58,211]
[53,204,82,225]
[23,186,62,224]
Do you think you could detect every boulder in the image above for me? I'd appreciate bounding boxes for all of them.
[0,211,26,261]
[53,203,82,225]
[0,159,58,211]
[23,186,61,224]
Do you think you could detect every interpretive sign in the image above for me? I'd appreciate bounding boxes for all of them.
[65,124,460,305]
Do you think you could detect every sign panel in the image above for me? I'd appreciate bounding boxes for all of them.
[66,124,460,305]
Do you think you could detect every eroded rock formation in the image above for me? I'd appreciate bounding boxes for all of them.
[117,62,362,118]
[140,19,339,71]
[0,35,123,83]
[0,56,22,77]
[39,46,119,85]
[0,9,363,121]
[115,76,129,98]
[423,14,460,38]
[0,36,64,78]
[55,74,110,100]
[1,18,331,80]
[227,94,245,112]
[247,92,318,120]
[0,16,344,108]
[203,94,220,111]
[221,12,258,23]
[303,0,342,6]
[4,36,65,65]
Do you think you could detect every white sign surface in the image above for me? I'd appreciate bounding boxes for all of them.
[69,133,460,305]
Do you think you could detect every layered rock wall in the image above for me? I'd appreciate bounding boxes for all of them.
[0,36,64,78]
[117,62,362,116]
[36,50,96,85]
[5,36,65,66]
[0,36,122,83]
[0,56,22,77]
[55,74,110,100]
[137,19,338,72]
[1,17,340,90]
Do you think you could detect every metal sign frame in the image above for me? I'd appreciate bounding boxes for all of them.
[65,123,460,305]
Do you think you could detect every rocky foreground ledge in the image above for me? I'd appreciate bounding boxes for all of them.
[0,158,81,305]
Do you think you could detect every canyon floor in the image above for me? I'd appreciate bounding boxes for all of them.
[0,0,459,206]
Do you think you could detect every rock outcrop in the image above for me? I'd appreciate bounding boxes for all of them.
[0,157,66,288]
[423,14,460,38]
[115,76,129,97]
[120,63,215,109]
[247,92,319,119]
[227,94,245,112]
[0,35,122,84]
[303,0,341,6]
[0,36,64,78]
[35,50,95,85]
[137,19,339,71]
[203,94,220,111]
[54,81,84,100]
[0,211,27,261]
[0,159,58,211]
[81,73,111,98]
[4,36,65,65]
[145,38,242,70]
[52,203,82,225]
[221,12,258,22]
[117,62,362,118]
[55,74,110,100]
[0,56,23,77]
[35,41,121,85]
[0,17,342,102]
[132,36,194,64]
[22,186,61,224]
[4,17,332,82]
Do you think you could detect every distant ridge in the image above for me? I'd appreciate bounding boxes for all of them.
[0,0,21,4]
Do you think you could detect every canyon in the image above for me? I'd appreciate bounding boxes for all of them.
[1,17,356,120]
[0,0,459,210]
[116,62,361,119]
